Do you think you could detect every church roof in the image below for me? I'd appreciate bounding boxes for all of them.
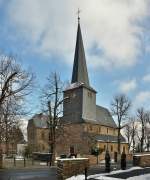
[71,22,89,86]
[83,105,117,128]
[95,134,126,143]
[28,114,48,128]
[95,105,117,128]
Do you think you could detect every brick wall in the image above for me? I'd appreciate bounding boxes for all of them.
[83,155,97,165]
[57,158,89,179]
[56,123,128,158]
[56,124,91,156]
[133,154,150,167]
[28,125,49,152]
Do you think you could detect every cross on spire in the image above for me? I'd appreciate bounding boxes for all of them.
[77,8,81,23]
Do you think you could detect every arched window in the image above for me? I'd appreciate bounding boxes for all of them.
[111,145,113,152]
[89,125,92,131]
[99,127,101,133]
[113,129,116,135]
[123,146,126,153]
[107,128,108,134]
[70,146,75,154]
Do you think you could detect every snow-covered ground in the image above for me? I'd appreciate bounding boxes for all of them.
[93,174,150,180]
[66,167,150,180]
[134,154,150,156]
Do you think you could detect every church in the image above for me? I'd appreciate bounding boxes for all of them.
[55,20,128,158]
[27,19,128,159]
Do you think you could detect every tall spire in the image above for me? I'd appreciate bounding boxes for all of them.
[71,17,89,86]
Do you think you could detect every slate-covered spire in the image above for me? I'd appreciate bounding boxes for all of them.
[71,21,89,86]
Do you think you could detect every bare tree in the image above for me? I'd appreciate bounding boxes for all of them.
[41,72,67,165]
[1,97,22,155]
[9,122,24,154]
[124,123,132,151]
[137,108,150,152]
[0,55,34,106]
[124,118,138,153]
[0,54,34,155]
[130,119,138,153]
[145,124,150,151]
[146,111,150,151]
[111,94,131,154]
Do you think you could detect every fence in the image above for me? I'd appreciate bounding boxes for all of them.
[3,157,51,169]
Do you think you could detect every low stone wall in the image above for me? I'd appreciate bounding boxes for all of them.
[133,154,150,167]
[57,158,89,180]
[83,155,97,165]
[126,154,133,161]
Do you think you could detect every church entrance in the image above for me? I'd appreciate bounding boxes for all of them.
[70,146,75,154]
[69,146,77,158]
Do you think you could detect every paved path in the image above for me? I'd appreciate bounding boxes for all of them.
[0,168,57,180]
[0,164,147,180]
[0,166,104,180]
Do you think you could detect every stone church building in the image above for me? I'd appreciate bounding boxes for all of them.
[28,20,128,158]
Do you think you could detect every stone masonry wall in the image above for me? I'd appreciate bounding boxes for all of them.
[56,123,129,158]
[56,124,91,156]
[57,158,89,180]
[133,154,150,167]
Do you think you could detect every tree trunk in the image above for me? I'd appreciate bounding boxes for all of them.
[51,142,56,166]
[127,136,130,151]
[5,119,9,156]
[118,127,121,154]
[133,137,135,153]
[141,125,144,152]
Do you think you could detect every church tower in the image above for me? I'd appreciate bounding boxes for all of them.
[63,20,97,123]
[56,17,128,157]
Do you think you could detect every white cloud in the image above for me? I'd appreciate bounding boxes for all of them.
[119,79,137,93]
[143,73,150,82]
[6,0,150,68]
[134,91,150,108]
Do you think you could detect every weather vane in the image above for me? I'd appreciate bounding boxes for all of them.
[77,8,81,23]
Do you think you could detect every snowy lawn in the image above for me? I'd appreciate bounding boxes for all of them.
[66,167,150,180]
[93,174,150,180]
